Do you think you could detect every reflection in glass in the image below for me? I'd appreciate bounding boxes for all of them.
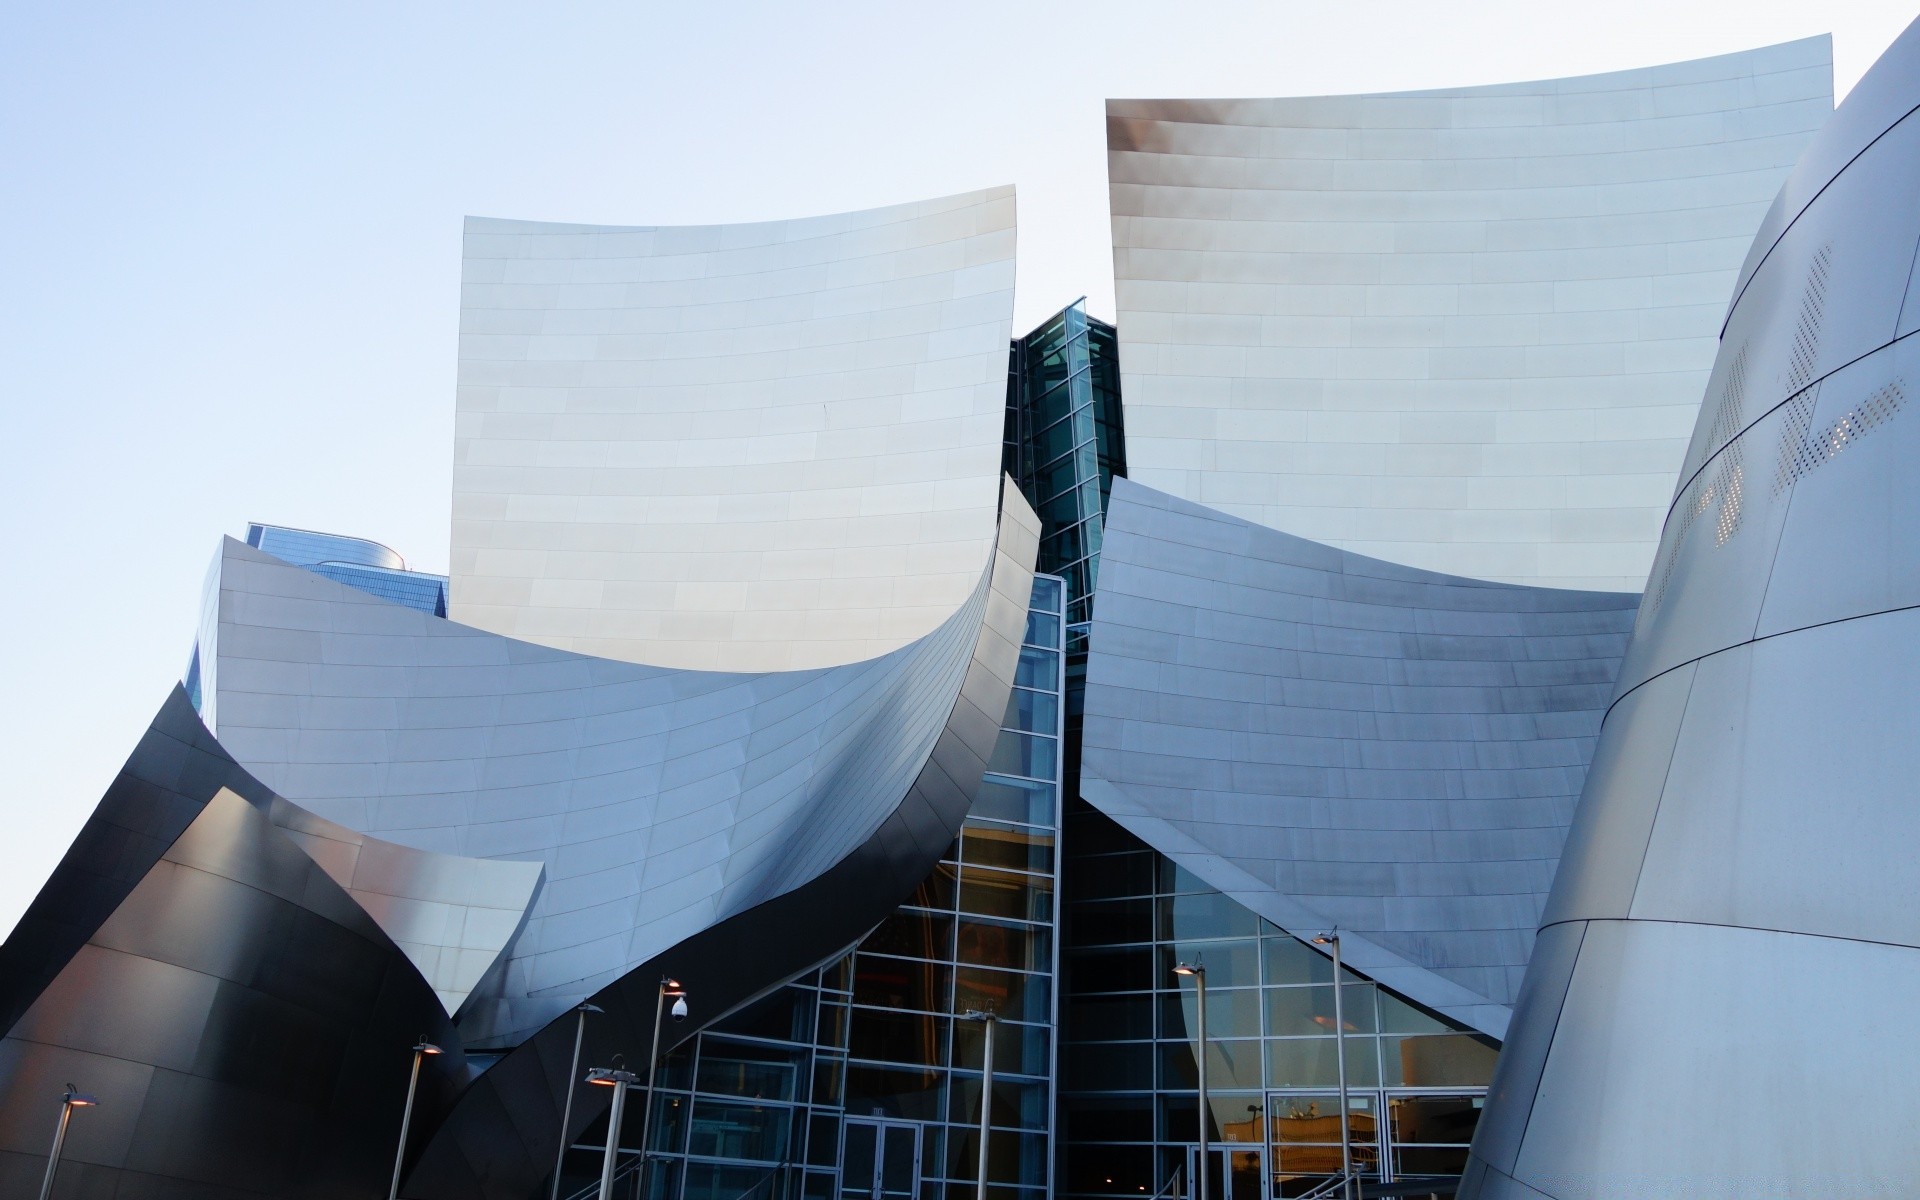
[959,865,1053,922]
[987,731,1056,781]
[959,919,1051,972]
[863,909,954,960]
[956,966,1049,1023]
[1263,984,1378,1037]
[694,1037,804,1101]
[853,954,952,1014]
[974,776,1054,827]
[962,823,1055,874]
[1379,1034,1497,1087]
[1014,647,1057,689]
[686,1099,790,1162]
[1158,987,1261,1041]
[1156,940,1258,988]
[848,1008,948,1068]
[1158,891,1259,940]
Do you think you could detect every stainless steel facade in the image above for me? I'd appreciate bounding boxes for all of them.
[1108,41,1831,590]
[0,692,468,1200]
[1462,14,1920,1198]
[1079,480,1637,1039]
[452,190,1018,673]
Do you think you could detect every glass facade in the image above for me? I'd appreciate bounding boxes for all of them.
[247,522,448,615]
[1004,301,1125,631]
[1059,807,1496,1200]
[562,575,1067,1200]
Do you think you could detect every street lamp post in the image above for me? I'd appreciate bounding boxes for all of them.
[552,1003,605,1200]
[1173,960,1208,1200]
[586,1059,640,1200]
[389,1039,443,1200]
[962,1009,998,1200]
[1312,933,1353,1200]
[637,978,688,1200]
[37,1085,96,1200]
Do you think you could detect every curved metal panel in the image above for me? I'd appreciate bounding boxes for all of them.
[406,483,1040,1200]
[1466,19,1920,1194]
[1080,479,1637,1036]
[0,692,464,1200]
[211,478,1036,1048]
[453,187,1018,672]
[1109,40,1830,591]
[264,798,545,1018]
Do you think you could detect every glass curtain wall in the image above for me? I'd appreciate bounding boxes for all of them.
[564,577,1066,1200]
[1059,807,1497,1200]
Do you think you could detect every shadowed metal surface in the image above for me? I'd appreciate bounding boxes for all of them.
[1463,15,1920,1197]
[208,480,1038,1048]
[264,798,545,1019]
[0,691,466,1200]
[1081,479,1637,1037]
[1109,40,1830,590]
[453,188,1017,672]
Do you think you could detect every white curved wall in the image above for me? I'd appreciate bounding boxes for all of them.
[452,187,1017,671]
[1109,40,1830,590]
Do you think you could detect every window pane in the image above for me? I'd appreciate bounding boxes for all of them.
[1065,992,1152,1041]
[848,1008,948,1067]
[987,730,1056,781]
[959,919,1051,971]
[1028,575,1062,614]
[1066,946,1153,993]
[974,776,1054,826]
[852,954,951,1013]
[1158,1038,1262,1091]
[846,1065,945,1122]
[1001,687,1058,735]
[1264,984,1377,1037]
[956,966,1050,1024]
[962,822,1055,874]
[1158,940,1259,988]
[1158,890,1260,940]
[1266,1037,1382,1088]
[1066,898,1151,945]
[959,865,1053,922]
[694,1038,805,1101]
[862,909,953,960]
[1022,610,1060,649]
[1014,647,1057,689]
[1380,1034,1497,1086]
[1158,987,1261,1040]
[1388,1094,1484,1147]
[686,1099,791,1162]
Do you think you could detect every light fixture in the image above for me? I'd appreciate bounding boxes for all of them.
[551,1004,605,1200]
[388,1039,444,1200]
[961,1008,998,1200]
[1172,958,1210,1200]
[585,1057,640,1199]
[1310,931,1354,1200]
[38,1086,96,1200]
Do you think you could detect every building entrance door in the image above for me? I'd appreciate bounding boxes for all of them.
[841,1120,920,1200]
[1186,1145,1264,1200]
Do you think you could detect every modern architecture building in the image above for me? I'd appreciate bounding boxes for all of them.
[1462,16,1920,1198]
[7,22,1907,1200]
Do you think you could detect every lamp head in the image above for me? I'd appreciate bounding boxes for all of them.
[1172,961,1203,977]
[413,1040,443,1056]
[577,1002,604,1014]
[1311,931,1337,946]
[661,977,685,996]
[63,1086,96,1108]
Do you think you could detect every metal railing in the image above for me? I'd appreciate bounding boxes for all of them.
[1294,1172,1361,1200]
[1148,1167,1183,1200]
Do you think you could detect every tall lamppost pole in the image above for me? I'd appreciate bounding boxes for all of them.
[637,977,688,1199]
[552,1002,605,1200]
[37,1085,96,1200]
[962,1008,998,1200]
[586,1058,640,1200]
[1312,932,1353,1200]
[1173,960,1208,1200]
[388,1039,443,1200]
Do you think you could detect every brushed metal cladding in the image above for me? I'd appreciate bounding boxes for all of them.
[1463,17,1920,1197]
[1108,39,1831,591]
[1080,479,1637,1038]
[209,478,1040,1048]
[408,487,1040,1200]
[0,690,465,1200]
[452,187,1017,672]
[264,799,545,1018]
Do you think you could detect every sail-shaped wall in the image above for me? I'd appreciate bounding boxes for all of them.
[1463,16,1920,1197]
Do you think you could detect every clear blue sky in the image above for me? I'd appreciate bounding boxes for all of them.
[1,1,1911,934]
